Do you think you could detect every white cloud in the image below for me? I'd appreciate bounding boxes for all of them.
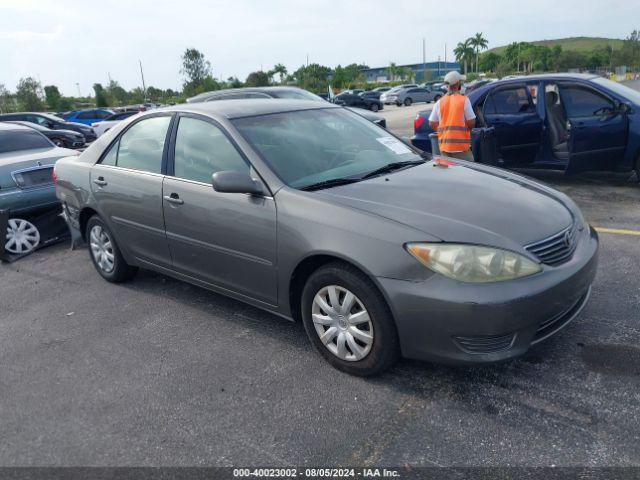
[0,24,63,42]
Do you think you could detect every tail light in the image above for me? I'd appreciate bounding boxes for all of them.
[414,114,425,131]
[52,166,58,184]
[91,122,100,128]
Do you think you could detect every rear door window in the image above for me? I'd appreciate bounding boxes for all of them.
[111,116,171,173]
[484,86,534,114]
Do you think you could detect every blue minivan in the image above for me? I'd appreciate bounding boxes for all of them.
[412,74,640,176]
[63,109,114,126]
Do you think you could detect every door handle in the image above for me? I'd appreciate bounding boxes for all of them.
[93,177,107,187]
[163,194,184,205]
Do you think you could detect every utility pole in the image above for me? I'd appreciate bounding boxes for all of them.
[444,43,447,66]
[76,83,81,97]
[139,60,147,102]
[306,54,309,67]
[422,37,426,83]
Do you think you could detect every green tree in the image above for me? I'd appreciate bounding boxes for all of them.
[16,77,44,111]
[271,63,288,84]
[454,40,474,74]
[44,85,62,110]
[106,79,129,106]
[93,83,109,107]
[469,33,489,72]
[293,63,332,91]
[224,76,243,88]
[479,51,501,72]
[386,62,399,81]
[181,48,212,96]
[245,71,270,87]
[0,84,17,113]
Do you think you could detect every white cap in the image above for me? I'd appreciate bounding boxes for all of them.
[444,71,466,85]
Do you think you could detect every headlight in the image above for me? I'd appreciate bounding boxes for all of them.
[406,243,542,283]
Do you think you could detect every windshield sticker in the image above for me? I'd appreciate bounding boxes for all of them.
[376,137,412,155]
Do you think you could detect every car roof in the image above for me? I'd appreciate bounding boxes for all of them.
[468,73,602,99]
[0,122,33,132]
[159,98,339,119]
[187,86,310,102]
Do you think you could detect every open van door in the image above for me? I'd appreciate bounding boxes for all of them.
[559,82,628,173]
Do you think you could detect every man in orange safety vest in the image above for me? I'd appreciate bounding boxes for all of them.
[428,71,476,161]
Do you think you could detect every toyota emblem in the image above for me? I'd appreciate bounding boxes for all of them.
[563,230,572,248]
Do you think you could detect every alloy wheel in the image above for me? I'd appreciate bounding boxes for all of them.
[311,285,374,361]
[89,225,115,273]
[5,218,40,254]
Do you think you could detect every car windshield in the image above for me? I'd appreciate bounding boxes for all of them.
[0,131,52,153]
[592,77,640,104]
[233,108,422,189]
[272,89,323,102]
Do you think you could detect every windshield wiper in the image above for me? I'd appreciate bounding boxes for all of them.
[360,160,425,179]
[299,177,363,192]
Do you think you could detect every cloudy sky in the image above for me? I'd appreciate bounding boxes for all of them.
[1,0,637,95]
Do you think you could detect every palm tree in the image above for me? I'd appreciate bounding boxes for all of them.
[469,33,489,73]
[387,62,399,81]
[454,40,474,74]
[272,63,288,84]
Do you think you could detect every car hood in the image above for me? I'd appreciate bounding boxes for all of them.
[65,121,91,129]
[317,162,574,250]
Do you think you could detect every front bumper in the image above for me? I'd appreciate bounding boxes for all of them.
[378,226,599,365]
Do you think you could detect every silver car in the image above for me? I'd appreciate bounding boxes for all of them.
[382,87,443,107]
[55,100,598,376]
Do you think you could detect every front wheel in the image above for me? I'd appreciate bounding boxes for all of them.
[301,263,399,376]
[370,103,379,112]
[86,215,138,282]
[52,138,65,147]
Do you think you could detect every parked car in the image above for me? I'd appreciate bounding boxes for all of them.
[186,86,386,128]
[62,108,115,126]
[0,123,79,254]
[92,111,139,137]
[2,121,85,149]
[55,100,598,376]
[0,112,97,142]
[412,73,640,176]
[380,84,421,105]
[372,86,392,93]
[385,87,443,107]
[333,92,383,112]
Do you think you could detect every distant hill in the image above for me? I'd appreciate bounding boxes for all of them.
[488,37,624,54]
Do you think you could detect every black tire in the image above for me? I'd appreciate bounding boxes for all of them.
[395,102,402,107]
[301,262,400,376]
[370,103,379,112]
[404,97,412,107]
[635,154,640,183]
[86,215,138,283]
[52,137,65,147]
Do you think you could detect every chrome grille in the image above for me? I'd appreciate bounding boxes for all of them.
[525,224,577,266]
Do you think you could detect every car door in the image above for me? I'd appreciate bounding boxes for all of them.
[90,114,173,267]
[162,114,278,305]
[558,82,628,173]
[482,84,543,166]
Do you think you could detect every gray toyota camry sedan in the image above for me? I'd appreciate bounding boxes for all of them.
[54,100,598,376]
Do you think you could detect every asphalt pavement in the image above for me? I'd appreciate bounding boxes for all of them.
[1,100,639,468]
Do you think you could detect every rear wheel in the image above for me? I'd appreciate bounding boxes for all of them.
[86,215,138,282]
[635,154,640,183]
[51,138,65,147]
[404,98,413,106]
[301,262,399,376]
[370,103,379,112]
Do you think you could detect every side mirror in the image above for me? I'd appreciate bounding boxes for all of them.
[619,102,630,113]
[212,171,263,195]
